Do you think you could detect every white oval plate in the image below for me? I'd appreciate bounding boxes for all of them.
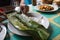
[28,12,49,29]
[34,4,58,12]
[8,22,30,36]
[0,25,7,40]
[7,12,49,36]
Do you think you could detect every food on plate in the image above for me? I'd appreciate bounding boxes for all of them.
[38,5,54,11]
[7,13,49,40]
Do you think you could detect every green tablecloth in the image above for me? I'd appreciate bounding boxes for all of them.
[3,5,60,40]
[33,8,60,40]
[33,6,60,40]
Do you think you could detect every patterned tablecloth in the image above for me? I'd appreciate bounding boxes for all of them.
[38,11,60,40]
[32,6,60,40]
[3,5,60,40]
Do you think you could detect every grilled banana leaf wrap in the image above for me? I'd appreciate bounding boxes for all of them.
[7,13,50,40]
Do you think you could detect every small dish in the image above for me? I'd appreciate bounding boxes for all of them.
[0,25,7,40]
[34,4,58,12]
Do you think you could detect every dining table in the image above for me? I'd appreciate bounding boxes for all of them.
[1,4,60,40]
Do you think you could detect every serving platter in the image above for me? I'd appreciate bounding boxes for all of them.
[7,12,49,37]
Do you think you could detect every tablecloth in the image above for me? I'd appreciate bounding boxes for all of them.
[33,6,60,40]
[3,5,60,40]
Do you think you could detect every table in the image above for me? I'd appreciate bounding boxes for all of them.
[32,6,60,40]
[2,5,60,40]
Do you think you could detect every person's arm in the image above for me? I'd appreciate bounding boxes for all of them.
[20,0,24,4]
[20,0,25,6]
[20,0,29,14]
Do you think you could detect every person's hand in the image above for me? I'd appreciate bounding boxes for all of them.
[20,2,29,14]
[19,0,29,14]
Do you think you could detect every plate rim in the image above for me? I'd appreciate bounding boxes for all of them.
[8,22,30,36]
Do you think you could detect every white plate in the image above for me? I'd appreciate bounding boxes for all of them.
[7,12,49,36]
[28,12,49,29]
[8,22,30,36]
[34,4,58,12]
[0,25,7,40]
